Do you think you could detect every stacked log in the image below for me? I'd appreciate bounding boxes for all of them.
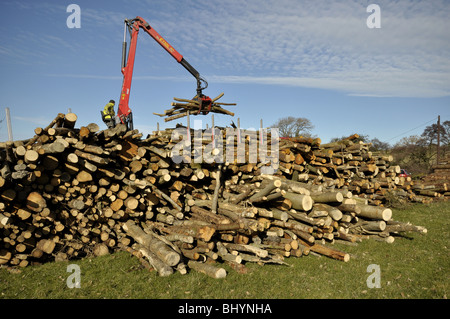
[412,155,449,199]
[307,134,447,204]
[0,114,427,277]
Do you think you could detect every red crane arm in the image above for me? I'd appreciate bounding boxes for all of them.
[117,16,204,126]
[139,17,184,63]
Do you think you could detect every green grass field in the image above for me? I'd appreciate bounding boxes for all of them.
[1,201,448,299]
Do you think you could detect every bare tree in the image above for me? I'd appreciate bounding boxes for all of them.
[421,120,450,157]
[270,116,313,138]
[369,138,391,152]
[421,121,449,147]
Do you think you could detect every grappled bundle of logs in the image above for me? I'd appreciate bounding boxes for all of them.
[153,93,235,122]
[0,113,427,278]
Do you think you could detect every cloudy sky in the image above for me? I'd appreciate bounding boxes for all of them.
[0,0,449,144]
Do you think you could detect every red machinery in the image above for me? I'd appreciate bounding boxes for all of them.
[117,16,212,129]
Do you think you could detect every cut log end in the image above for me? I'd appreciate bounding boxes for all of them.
[382,209,393,221]
[26,192,47,213]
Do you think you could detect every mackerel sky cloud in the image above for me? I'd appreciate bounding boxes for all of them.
[159,0,450,98]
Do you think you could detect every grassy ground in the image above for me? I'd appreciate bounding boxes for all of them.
[0,201,448,299]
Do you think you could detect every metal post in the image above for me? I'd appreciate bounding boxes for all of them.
[194,119,202,164]
[437,115,440,165]
[211,114,215,148]
[5,107,13,142]
[122,21,128,69]
[186,111,191,144]
[237,118,241,143]
[260,119,264,146]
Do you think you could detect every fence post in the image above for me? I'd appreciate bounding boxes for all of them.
[5,107,13,142]
[436,115,440,165]
[211,114,215,149]
[186,111,191,144]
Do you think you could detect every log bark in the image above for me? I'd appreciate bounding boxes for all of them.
[282,192,313,211]
[74,149,108,165]
[385,221,427,234]
[357,205,392,221]
[310,192,343,203]
[271,219,313,234]
[362,220,386,231]
[167,223,216,242]
[211,164,222,214]
[248,180,282,203]
[122,220,180,266]
[298,239,350,262]
[313,203,343,221]
[37,140,67,154]
[222,243,268,258]
[190,205,231,225]
[137,245,174,277]
[187,260,227,278]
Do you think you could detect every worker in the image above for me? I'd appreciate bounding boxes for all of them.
[101,100,116,129]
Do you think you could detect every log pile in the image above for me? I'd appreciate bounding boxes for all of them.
[308,134,448,204]
[0,113,427,278]
[412,154,449,199]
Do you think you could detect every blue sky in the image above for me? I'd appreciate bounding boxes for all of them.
[0,0,449,144]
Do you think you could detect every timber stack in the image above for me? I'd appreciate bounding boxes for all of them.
[0,113,428,278]
[412,154,449,199]
[310,134,448,203]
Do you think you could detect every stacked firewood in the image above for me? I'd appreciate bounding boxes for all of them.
[314,134,448,204]
[0,113,427,278]
[411,155,449,199]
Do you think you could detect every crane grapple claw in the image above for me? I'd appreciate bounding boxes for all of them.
[193,95,213,115]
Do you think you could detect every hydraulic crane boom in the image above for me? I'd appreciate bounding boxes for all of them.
[117,16,209,129]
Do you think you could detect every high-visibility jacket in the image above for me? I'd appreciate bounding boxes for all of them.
[102,102,115,120]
